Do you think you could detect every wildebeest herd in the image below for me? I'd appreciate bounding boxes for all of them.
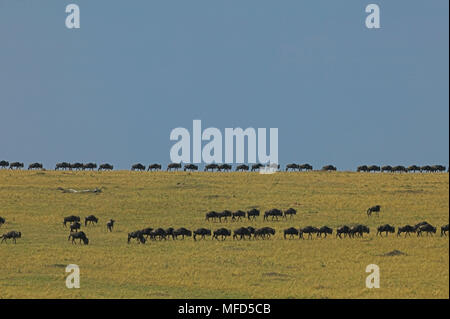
[0,160,447,173]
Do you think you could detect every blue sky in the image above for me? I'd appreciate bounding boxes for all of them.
[0,0,448,170]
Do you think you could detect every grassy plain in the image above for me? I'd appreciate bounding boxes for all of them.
[0,170,448,298]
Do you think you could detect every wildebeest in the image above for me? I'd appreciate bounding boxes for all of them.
[85,215,98,226]
[127,230,146,244]
[357,165,369,172]
[165,227,175,239]
[251,163,263,171]
[71,162,84,171]
[283,227,299,239]
[167,163,182,171]
[1,231,21,244]
[254,227,275,239]
[441,224,449,237]
[283,208,297,219]
[205,211,219,222]
[392,165,407,173]
[173,227,192,239]
[141,227,154,239]
[213,228,231,240]
[63,215,81,227]
[193,228,211,241]
[235,164,249,171]
[336,225,351,238]
[9,162,24,170]
[397,225,416,237]
[349,225,370,238]
[321,165,336,171]
[285,163,299,172]
[98,163,113,171]
[28,162,43,170]
[367,205,381,217]
[131,163,146,171]
[83,163,97,171]
[420,165,432,173]
[299,226,319,239]
[368,165,381,172]
[247,208,260,220]
[317,226,333,238]
[68,231,89,245]
[0,216,5,227]
[0,160,9,169]
[147,163,162,171]
[55,162,71,170]
[414,221,431,230]
[184,164,198,172]
[416,224,436,236]
[381,165,392,173]
[263,209,283,221]
[233,227,252,240]
[376,224,395,237]
[70,221,82,232]
[218,210,232,222]
[407,165,421,173]
[299,163,313,171]
[149,228,167,240]
[218,164,232,171]
[106,219,115,232]
[231,210,246,221]
[204,163,219,172]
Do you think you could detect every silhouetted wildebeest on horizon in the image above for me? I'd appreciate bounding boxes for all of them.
[204,163,219,172]
[247,208,260,220]
[68,231,89,245]
[349,225,370,238]
[205,211,219,222]
[0,160,9,169]
[218,164,232,171]
[420,165,432,173]
[235,164,249,171]
[407,165,421,173]
[263,209,283,221]
[173,228,192,239]
[63,215,81,227]
[55,162,71,170]
[417,224,436,236]
[131,163,145,171]
[336,225,351,238]
[193,228,211,241]
[127,230,146,244]
[9,162,24,170]
[397,225,416,237]
[368,165,381,172]
[321,165,336,171]
[70,221,82,232]
[377,224,395,237]
[83,163,97,171]
[317,226,333,238]
[441,224,449,237]
[0,216,5,227]
[147,164,162,171]
[283,208,297,219]
[213,228,231,240]
[299,163,313,171]
[106,219,115,232]
[392,165,407,173]
[1,231,21,244]
[299,226,319,239]
[381,165,393,173]
[71,163,84,170]
[285,163,299,172]
[251,163,263,171]
[98,163,113,171]
[233,227,252,240]
[367,205,381,217]
[283,227,299,239]
[232,210,246,221]
[167,163,182,171]
[357,165,369,172]
[254,227,275,239]
[85,215,98,226]
[28,163,43,170]
[184,164,198,171]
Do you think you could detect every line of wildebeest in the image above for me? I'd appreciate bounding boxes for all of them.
[1,206,448,245]
[0,160,448,173]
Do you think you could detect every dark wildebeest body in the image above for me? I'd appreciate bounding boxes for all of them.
[141,227,154,239]
[71,162,83,171]
[193,228,211,241]
[232,210,246,221]
[441,224,449,237]
[205,211,219,222]
[0,161,9,169]
[150,228,167,240]
[98,163,113,171]
[1,231,21,244]
[392,165,407,173]
[63,215,81,227]
[147,164,162,171]
[70,221,81,232]
[131,163,146,171]
[184,164,198,171]
[381,165,392,173]
[165,227,175,239]
[414,221,431,230]
[263,209,283,221]
[127,230,146,244]
[397,225,416,237]
[321,165,336,171]
[376,224,395,237]
[0,216,5,227]
[173,228,192,240]
[213,228,231,240]
[367,205,381,217]
[9,162,24,170]
[407,165,421,173]
[167,163,182,171]
[350,225,370,238]
[106,219,115,232]
[317,226,333,238]
[68,231,89,245]
[254,227,275,239]
[85,215,98,226]
[283,208,297,219]
[28,163,43,170]
[299,226,319,239]
[251,163,263,171]
[247,209,260,221]
[83,163,97,171]
[218,210,232,222]
[218,164,232,172]
[284,227,299,239]
[368,165,381,172]
[357,165,369,172]
[336,225,351,238]
[417,224,436,236]
[204,163,219,172]
[299,163,313,171]
[55,162,71,170]
[233,227,252,240]
[235,164,249,171]
[285,163,299,172]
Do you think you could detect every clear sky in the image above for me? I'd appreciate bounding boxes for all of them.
[0,0,448,170]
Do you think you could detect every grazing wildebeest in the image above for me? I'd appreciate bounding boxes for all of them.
[299,226,319,239]
[357,165,369,172]
[106,219,115,232]
[167,163,182,171]
[397,225,416,237]
[63,215,81,227]
[233,227,252,240]
[218,210,232,222]
[254,227,276,239]
[232,210,246,221]
[147,163,162,171]
[9,162,24,170]
[283,208,297,219]
[70,162,83,171]
[213,228,231,240]
[321,165,336,171]
[367,205,381,217]
[150,228,167,240]
[317,226,333,238]
[131,163,146,171]
[283,227,299,239]
[141,227,154,239]
[0,231,21,244]
[368,165,381,172]
[285,163,299,172]
[98,163,113,171]
[28,163,43,170]
[55,162,71,170]
[251,163,263,171]
[407,165,420,173]
[263,209,283,221]
[247,208,260,220]
[0,216,5,227]
[336,225,351,238]
[420,165,432,173]
[184,164,198,171]
[68,231,89,245]
[441,224,449,237]
[83,163,97,171]
[193,228,211,241]
[0,160,9,169]
[381,165,393,173]
[235,164,249,171]
[173,228,192,240]
[127,230,146,244]
[218,164,232,172]
[299,163,313,171]
[165,227,175,239]
[70,221,82,232]
[376,224,395,237]
[205,211,219,222]
[350,225,370,238]
[417,224,436,236]
[85,215,98,226]
[392,165,407,173]
[204,163,219,172]
[431,165,446,172]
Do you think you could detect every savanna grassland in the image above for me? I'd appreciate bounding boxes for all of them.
[0,170,448,299]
